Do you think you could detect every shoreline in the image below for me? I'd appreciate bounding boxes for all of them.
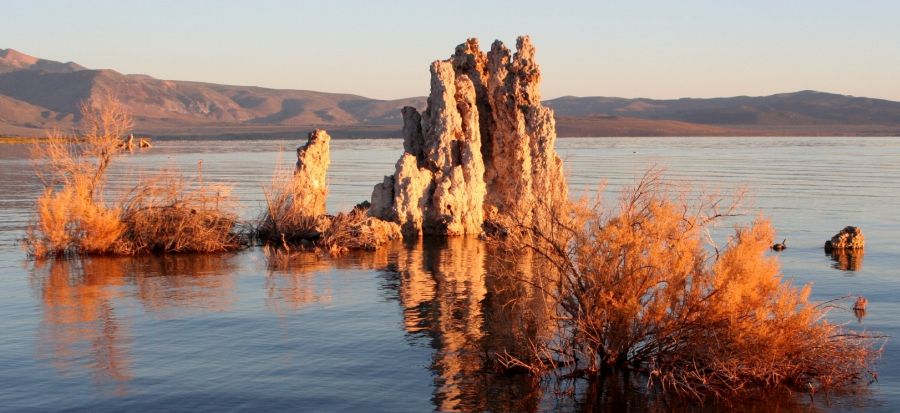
[4,133,900,143]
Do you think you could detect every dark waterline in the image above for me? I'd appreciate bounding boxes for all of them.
[0,137,898,412]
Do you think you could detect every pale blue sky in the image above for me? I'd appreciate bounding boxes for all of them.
[4,0,899,100]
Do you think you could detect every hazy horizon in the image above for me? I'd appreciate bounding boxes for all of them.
[3,0,899,101]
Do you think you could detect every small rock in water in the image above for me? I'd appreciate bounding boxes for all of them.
[853,296,868,322]
[853,296,868,310]
[824,226,864,251]
[771,239,786,251]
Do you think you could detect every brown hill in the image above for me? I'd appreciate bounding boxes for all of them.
[1,48,899,138]
[0,48,85,74]
[555,115,738,137]
[544,91,900,127]
[0,49,428,137]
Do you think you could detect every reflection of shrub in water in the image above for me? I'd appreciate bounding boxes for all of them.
[263,248,334,314]
[31,257,133,394]
[262,244,399,315]
[129,254,238,316]
[828,249,864,272]
[30,253,240,394]
[489,170,882,404]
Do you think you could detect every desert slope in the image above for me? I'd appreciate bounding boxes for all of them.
[1,48,899,137]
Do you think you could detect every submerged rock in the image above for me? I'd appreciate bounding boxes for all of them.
[370,36,567,236]
[295,129,331,216]
[824,226,865,251]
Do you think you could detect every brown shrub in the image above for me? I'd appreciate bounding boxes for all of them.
[257,161,327,244]
[118,173,242,254]
[318,205,401,256]
[25,96,241,257]
[490,170,882,402]
[256,160,401,255]
[27,184,127,257]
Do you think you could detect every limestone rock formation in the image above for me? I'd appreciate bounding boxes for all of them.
[370,36,567,236]
[369,175,395,220]
[824,226,865,251]
[295,129,331,216]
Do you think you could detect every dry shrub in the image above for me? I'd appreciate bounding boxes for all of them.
[491,169,882,402]
[25,96,242,257]
[318,205,401,256]
[257,160,401,255]
[29,184,127,257]
[257,162,327,243]
[25,96,132,257]
[118,172,241,254]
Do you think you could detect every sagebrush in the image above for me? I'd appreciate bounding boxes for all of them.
[490,170,882,402]
[25,96,241,257]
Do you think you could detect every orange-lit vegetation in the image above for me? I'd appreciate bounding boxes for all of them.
[24,96,241,257]
[118,172,241,253]
[318,204,402,255]
[257,164,399,256]
[490,170,882,401]
[257,163,328,245]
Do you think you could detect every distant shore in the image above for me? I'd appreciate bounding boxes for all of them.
[0,136,43,144]
[3,120,899,143]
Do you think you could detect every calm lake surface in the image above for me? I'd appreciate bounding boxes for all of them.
[0,137,898,412]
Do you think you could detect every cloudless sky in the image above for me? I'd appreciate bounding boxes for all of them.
[3,0,899,100]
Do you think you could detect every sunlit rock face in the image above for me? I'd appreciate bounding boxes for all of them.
[295,129,331,216]
[370,36,566,236]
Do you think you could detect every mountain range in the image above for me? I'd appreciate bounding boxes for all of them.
[2,48,899,138]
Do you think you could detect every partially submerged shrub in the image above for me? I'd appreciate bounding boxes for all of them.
[257,158,400,255]
[490,170,882,402]
[118,173,241,254]
[28,184,127,256]
[25,96,131,257]
[25,96,242,257]
[257,161,328,244]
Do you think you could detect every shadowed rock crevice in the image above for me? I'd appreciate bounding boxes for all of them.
[370,36,567,236]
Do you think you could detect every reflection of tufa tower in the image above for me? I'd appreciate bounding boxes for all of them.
[384,238,544,412]
[390,237,487,411]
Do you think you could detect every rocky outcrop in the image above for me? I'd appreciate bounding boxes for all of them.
[295,129,330,216]
[824,226,865,251]
[273,129,401,252]
[370,36,567,236]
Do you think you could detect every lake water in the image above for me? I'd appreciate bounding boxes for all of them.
[0,137,898,412]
